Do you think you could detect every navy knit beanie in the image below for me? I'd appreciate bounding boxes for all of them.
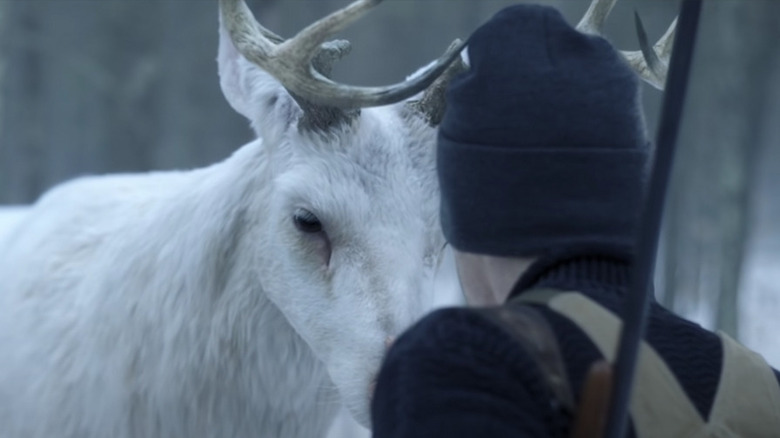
[438,4,650,257]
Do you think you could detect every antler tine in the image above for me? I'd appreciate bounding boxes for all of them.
[296,40,467,108]
[258,25,285,45]
[576,0,619,35]
[620,17,678,90]
[220,0,467,109]
[220,0,278,61]
[406,39,469,126]
[655,17,677,61]
[284,0,383,64]
[575,0,678,90]
[629,13,665,88]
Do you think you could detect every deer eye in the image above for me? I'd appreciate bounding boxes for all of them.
[293,209,322,233]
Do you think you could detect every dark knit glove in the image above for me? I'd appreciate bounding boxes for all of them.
[371,307,564,438]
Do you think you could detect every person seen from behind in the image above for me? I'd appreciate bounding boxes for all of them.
[370,4,780,437]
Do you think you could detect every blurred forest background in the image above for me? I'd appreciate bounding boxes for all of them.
[0,0,778,362]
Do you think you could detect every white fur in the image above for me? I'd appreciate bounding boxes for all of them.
[0,18,464,438]
[0,206,28,245]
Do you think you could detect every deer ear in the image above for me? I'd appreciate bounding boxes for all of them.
[217,20,301,140]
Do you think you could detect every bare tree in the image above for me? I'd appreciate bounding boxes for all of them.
[662,0,780,337]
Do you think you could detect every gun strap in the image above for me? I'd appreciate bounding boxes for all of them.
[530,288,780,438]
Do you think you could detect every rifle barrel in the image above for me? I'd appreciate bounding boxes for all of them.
[603,1,703,437]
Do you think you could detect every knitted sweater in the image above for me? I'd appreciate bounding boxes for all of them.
[370,250,780,437]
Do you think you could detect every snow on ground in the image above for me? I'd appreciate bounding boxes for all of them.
[739,246,780,367]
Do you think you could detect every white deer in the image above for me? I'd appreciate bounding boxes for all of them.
[0,206,27,244]
[0,0,674,437]
[0,1,465,436]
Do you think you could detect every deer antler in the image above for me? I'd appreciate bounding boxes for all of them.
[576,0,677,90]
[406,40,469,126]
[219,0,467,109]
